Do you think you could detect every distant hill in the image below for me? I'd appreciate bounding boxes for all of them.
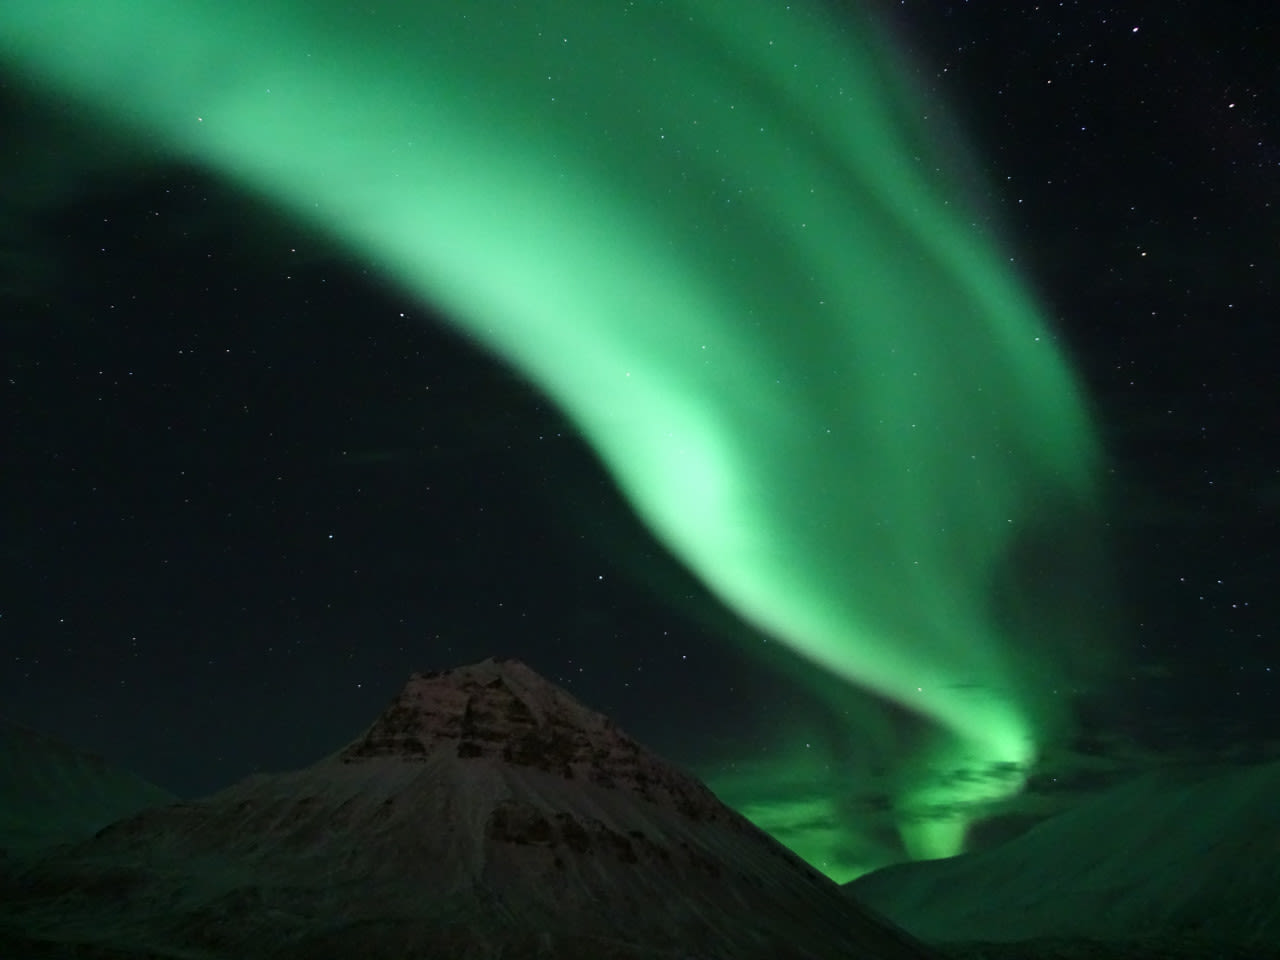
[848,759,1280,957]
[0,718,174,856]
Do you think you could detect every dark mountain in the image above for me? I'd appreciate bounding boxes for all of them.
[1,657,938,959]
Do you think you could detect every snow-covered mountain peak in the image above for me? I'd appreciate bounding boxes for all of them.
[339,657,618,761]
[336,657,724,820]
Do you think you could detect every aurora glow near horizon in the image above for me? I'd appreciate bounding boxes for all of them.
[2,2,1103,879]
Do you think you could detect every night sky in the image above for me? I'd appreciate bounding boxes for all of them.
[2,1,1276,882]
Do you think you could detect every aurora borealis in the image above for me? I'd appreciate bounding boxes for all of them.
[1,1,1107,878]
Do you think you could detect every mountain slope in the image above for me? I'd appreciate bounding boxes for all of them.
[849,759,1280,951]
[2,658,938,959]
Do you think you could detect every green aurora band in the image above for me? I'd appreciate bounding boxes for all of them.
[1,2,1103,878]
